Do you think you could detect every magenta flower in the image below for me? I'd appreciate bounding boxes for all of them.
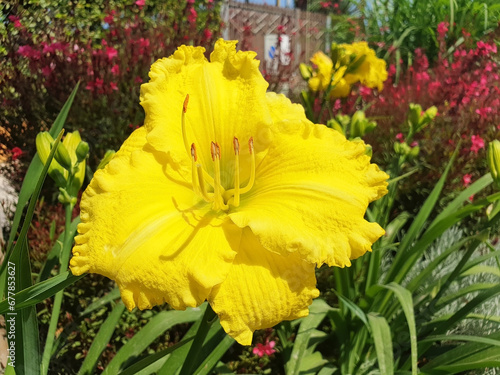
[135,0,146,7]
[111,64,120,75]
[105,46,118,60]
[187,7,197,24]
[8,15,22,28]
[252,340,276,357]
[475,107,492,119]
[203,28,213,40]
[437,22,449,37]
[463,174,472,187]
[470,135,485,154]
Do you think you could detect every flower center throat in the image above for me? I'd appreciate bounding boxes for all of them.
[182,95,255,211]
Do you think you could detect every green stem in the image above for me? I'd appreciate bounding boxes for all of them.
[179,304,217,375]
[40,203,73,375]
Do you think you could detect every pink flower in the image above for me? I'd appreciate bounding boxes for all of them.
[187,0,195,4]
[187,7,197,24]
[395,133,404,142]
[18,45,41,59]
[41,66,53,77]
[252,340,276,357]
[110,82,118,91]
[470,135,485,154]
[463,174,472,187]
[475,107,492,119]
[8,15,22,28]
[437,22,449,37]
[320,1,331,8]
[11,147,23,160]
[105,46,118,60]
[411,141,419,147]
[111,64,120,75]
[203,28,213,40]
[134,76,143,84]
[359,86,372,99]
[135,0,146,7]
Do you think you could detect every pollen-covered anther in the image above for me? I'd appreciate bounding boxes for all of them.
[191,143,197,161]
[248,137,254,154]
[233,137,240,155]
[183,94,189,113]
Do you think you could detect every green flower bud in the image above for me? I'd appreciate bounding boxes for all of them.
[408,103,422,131]
[350,111,366,138]
[36,131,67,186]
[97,150,116,170]
[487,140,500,188]
[408,145,420,160]
[299,63,312,80]
[327,119,344,135]
[75,141,89,163]
[54,143,73,171]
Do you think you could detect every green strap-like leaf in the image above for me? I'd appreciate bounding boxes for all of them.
[102,307,204,374]
[0,272,85,314]
[286,299,332,375]
[367,313,394,375]
[78,301,126,375]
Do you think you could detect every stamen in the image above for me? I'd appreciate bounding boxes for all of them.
[239,137,255,194]
[196,164,212,202]
[190,143,200,196]
[181,94,190,156]
[232,137,240,206]
[212,142,228,210]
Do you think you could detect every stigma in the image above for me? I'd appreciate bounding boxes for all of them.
[182,95,255,211]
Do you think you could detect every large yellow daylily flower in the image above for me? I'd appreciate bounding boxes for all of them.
[70,39,388,345]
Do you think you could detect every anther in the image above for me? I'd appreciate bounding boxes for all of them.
[248,137,254,154]
[233,137,240,155]
[183,94,189,113]
[191,143,197,161]
[211,141,217,161]
[181,94,190,156]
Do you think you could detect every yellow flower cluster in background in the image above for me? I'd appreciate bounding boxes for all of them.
[301,41,388,98]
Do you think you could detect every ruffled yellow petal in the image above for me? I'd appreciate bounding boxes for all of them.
[229,95,388,267]
[140,39,271,188]
[70,127,240,311]
[209,228,319,345]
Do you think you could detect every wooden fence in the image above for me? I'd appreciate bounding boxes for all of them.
[221,1,329,67]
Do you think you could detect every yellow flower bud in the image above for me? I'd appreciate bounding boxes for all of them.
[299,63,312,80]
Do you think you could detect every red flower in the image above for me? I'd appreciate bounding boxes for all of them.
[110,82,118,91]
[111,64,120,75]
[395,133,404,143]
[11,147,23,160]
[252,340,276,357]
